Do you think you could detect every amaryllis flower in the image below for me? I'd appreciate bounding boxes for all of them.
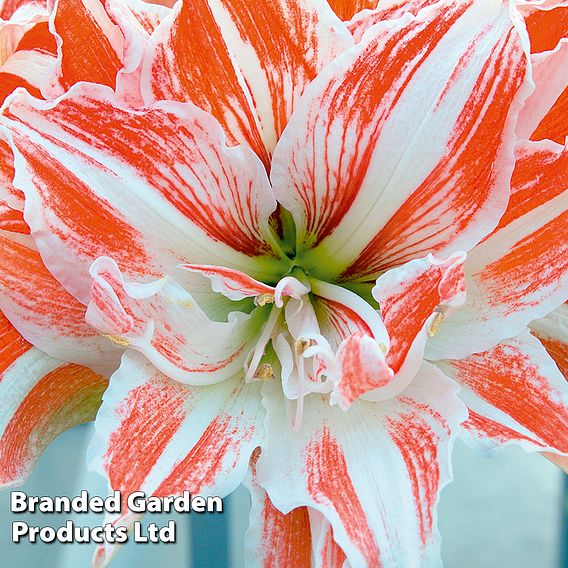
[0,0,567,566]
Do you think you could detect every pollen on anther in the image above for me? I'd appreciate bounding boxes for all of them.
[102,334,130,347]
[254,363,274,380]
[427,312,445,338]
[295,337,316,356]
[254,293,275,307]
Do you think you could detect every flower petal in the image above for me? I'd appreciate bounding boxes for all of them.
[105,0,170,106]
[46,0,124,96]
[2,84,281,303]
[0,316,107,487]
[367,253,466,401]
[0,230,121,372]
[89,351,264,516]
[516,38,568,144]
[244,453,312,568]
[427,139,568,360]
[328,0,376,21]
[257,362,466,567]
[87,256,265,385]
[143,0,352,162]
[332,332,393,409]
[435,331,568,457]
[347,0,438,43]
[530,303,567,378]
[523,3,568,53]
[180,265,276,301]
[272,0,530,281]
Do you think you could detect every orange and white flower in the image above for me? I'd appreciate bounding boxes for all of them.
[0,0,566,566]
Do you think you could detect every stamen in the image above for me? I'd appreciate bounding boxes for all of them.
[293,353,306,432]
[254,363,274,380]
[102,334,130,347]
[427,311,445,337]
[254,293,275,307]
[295,337,316,356]
[246,305,281,381]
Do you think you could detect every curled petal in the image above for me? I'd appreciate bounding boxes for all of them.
[428,140,568,360]
[530,303,567,379]
[369,252,466,401]
[87,256,267,386]
[0,314,107,487]
[46,0,124,96]
[332,332,393,409]
[516,38,568,144]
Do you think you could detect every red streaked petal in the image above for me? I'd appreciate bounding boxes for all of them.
[105,0,170,106]
[0,341,107,487]
[428,140,568,360]
[332,332,393,409]
[87,256,265,386]
[47,0,124,95]
[180,264,276,301]
[90,352,264,515]
[530,303,568,378]
[245,455,312,568]
[0,230,121,372]
[436,331,568,456]
[524,4,568,53]
[143,0,352,162]
[368,253,465,401]
[0,0,43,20]
[258,363,466,566]
[272,0,530,281]
[328,0,376,21]
[2,84,280,303]
[517,39,568,144]
[311,515,347,568]
[347,0,438,43]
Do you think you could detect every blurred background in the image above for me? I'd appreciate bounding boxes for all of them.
[0,423,564,567]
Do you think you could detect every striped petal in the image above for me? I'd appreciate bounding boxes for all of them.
[0,230,121,372]
[365,253,466,402]
[105,0,170,106]
[347,0,439,43]
[45,0,124,96]
[0,8,56,105]
[522,2,568,53]
[257,362,466,567]
[244,453,313,568]
[436,331,568,458]
[89,351,264,518]
[427,139,568,360]
[328,0,377,21]
[271,0,530,282]
[530,303,567,378]
[516,38,568,144]
[143,0,352,163]
[87,256,266,385]
[0,313,107,487]
[1,84,282,304]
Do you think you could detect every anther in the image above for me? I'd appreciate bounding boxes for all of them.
[102,334,130,347]
[427,312,445,338]
[295,337,316,356]
[254,363,274,380]
[254,293,275,307]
